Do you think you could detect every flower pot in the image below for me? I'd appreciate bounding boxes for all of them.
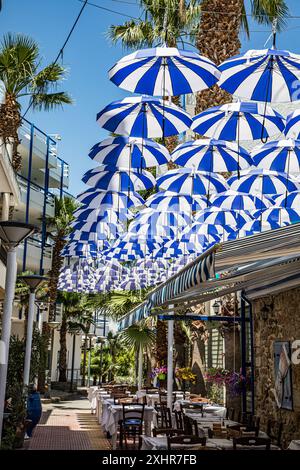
[157,373,166,380]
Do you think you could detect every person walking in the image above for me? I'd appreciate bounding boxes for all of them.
[26,385,42,438]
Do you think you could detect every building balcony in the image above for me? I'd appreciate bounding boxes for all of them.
[17,235,52,273]
[14,176,55,224]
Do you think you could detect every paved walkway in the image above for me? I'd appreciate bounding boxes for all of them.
[27,398,110,450]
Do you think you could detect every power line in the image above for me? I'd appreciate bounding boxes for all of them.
[78,0,140,19]
[22,0,89,118]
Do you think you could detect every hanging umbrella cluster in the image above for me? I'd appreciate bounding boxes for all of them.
[59,30,300,294]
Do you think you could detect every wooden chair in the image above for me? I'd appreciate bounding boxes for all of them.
[113,393,128,404]
[167,435,206,450]
[266,419,283,448]
[226,407,236,421]
[233,436,271,450]
[180,403,204,416]
[155,404,172,428]
[174,410,184,430]
[183,415,200,437]
[159,392,168,405]
[119,403,145,449]
[227,424,258,439]
[153,427,184,437]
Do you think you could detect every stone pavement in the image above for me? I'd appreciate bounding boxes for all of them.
[27,398,110,450]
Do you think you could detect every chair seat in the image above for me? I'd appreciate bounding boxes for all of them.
[124,418,142,426]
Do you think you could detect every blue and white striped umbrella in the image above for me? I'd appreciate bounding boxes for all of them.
[131,208,192,228]
[285,110,300,139]
[61,241,99,258]
[161,239,198,256]
[229,169,300,194]
[157,168,228,195]
[72,207,130,224]
[117,278,143,291]
[82,166,156,191]
[180,222,235,244]
[97,96,192,138]
[77,189,145,210]
[275,191,300,209]
[171,139,252,172]
[194,208,253,228]
[209,190,274,211]
[252,139,300,173]
[191,102,285,140]
[253,207,300,225]
[109,46,220,96]
[239,219,286,237]
[145,191,209,212]
[128,222,176,240]
[89,136,170,168]
[136,257,169,269]
[68,220,123,242]
[219,48,300,102]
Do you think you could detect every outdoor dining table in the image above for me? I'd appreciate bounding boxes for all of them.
[95,392,111,420]
[287,440,300,450]
[141,435,280,451]
[102,403,156,449]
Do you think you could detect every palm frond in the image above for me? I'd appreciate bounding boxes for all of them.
[119,324,155,350]
[31,91,73,111]
[250,0,289,31]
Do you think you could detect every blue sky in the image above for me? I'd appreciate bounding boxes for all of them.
[1,0,300,195]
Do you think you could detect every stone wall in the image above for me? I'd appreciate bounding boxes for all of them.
[253,287,300,448]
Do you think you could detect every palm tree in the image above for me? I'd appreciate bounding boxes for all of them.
[195,0,289,113]
[0,33,72,171]
[108,1,201,153]
[119,324,155,387]
[46,196,78,322]
[56,291,88,383]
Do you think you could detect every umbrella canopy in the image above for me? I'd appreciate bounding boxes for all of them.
[60,241,99,258]
[180,221,235,244]
[82,166,156,191]
[72,207,130,223]
[253,207,300,225]
[275,191,300,208]
[210,190,274,211]
[219,48,300,102]
[128,222,176,240]
[146,191,209,212]
[252,139,300,173]
[157,168,228,195]
[131,207,192,227]
[68,220,123,242]
[194,208,253,228]
[89,136,170,168]
[192,102,285,140]
[171,138,252,172]
[285,109,300,139]
[109,46,220,96]
[97,96,192,138]
[77,189,145,210]
[229,169,300,195]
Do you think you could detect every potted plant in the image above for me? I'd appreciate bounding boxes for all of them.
[175,367,196,391]
[151,366,167,383]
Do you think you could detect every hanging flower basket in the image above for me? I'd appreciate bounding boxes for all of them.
[157,373,166,380]
[151,366,167,381]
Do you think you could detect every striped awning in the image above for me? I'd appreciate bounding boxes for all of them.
[118,250,215,331]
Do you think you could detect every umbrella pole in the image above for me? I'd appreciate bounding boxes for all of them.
[237,114,240,179]
[261,20,277,144]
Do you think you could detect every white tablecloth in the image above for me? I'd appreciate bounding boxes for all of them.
[102,404,155,449]
[288,440,300,450]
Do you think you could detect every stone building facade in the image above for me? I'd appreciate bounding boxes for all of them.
[252,287,300,448]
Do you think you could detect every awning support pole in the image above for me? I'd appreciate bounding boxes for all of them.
[240,296,247,413]
[167,306,174,410]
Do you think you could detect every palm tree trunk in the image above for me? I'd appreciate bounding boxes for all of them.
[81,334,88,386]
[195,0,243,115]
[58,312,67,382]
[0,93,22,171]
[48,232,65,322]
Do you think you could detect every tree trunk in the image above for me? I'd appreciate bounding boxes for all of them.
[223,325,241,412]
[190,335,207,396]
[155,319,167,366]
[58,312,67,382]
[0,93,22,172]
[81,334,88,386]
[195,0,243,115]
[48,232,65,322]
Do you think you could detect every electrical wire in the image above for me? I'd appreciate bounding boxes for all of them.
[22,0,89,118]
[78,0,140,19]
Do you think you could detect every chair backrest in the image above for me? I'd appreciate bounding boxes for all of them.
[233,436,271,450]
[174,410,184,430]
[122,403,145,424]
[113,393,128,404]
[159,392,168,405]
[183,415,199,437]
[226,407,235,421]
[154,404,172,428]
[167,435,206,450]
[180,403,204,416]
[266,419,283,447]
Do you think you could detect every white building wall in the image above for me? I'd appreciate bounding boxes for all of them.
[51,329,81,384]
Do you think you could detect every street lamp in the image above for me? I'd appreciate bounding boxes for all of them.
[0,221,36,443]
[69,327,80,393]
[18,274,47,388]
